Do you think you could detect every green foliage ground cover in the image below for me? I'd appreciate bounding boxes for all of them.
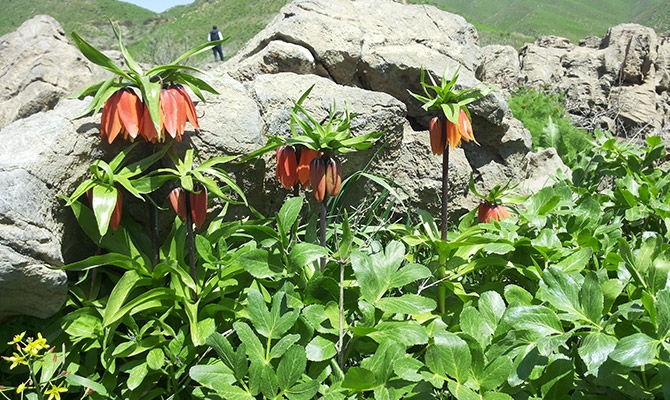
[2,78,670,399]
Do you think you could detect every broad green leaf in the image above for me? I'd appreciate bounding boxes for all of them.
[578,332,617,376]
[609,333,659,367]
[91,184,118,236]
[103,270,146,327]
[426,331,471,384]
[351,249,382,303]
[188,363,237,392]
[376,294,436,315]
[504,284,533,306]
[285,380,320,400]
[61,309,102,339]
[483,393,514,400]
[460,307,494,349]
[556,247,593,273]
[342,367,377,391]
[269,334,300,360]
[125,361,148,391]
[580,271,603,325]
[368,321,429,346]
[146,348,164,370]
[393,357,425,382]
[538,267,584,322]
[65,374,109,397]
[247,289,274,338]
[388,263,432,289]
[289,243,328,274]
[277,345,307,391]
[502,305,563,338]
[478,355,513,391]
[479,291,506,324]
[234,321,265,363]
[360,340,404,384]
[657,288,670,338]
[238,248,284,279]
[278,196,303,238]
[305,335,337,362]
[447,381,479,400]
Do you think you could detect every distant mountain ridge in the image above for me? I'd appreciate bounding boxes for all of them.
[2,0,667,65]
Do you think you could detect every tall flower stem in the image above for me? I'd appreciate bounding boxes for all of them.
[184,192,197,300]
[440,115,449,241]
[319,196,327,271]
[438,116,448,314]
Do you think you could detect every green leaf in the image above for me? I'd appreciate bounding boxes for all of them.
[447,381,480,400]
[278,196,303,238]
[388,263,432,289]
[657,288,670,338]
[234,321,265,363]
[103,270,146,327]
[580,271,603,325]
[479,355,513,391]
[368,321,429,346]
[91,184,118,236]
[146,348,164,370]
[64,374,109,397]
[556,247,593,273]
[393,357,425,382]
[238,248,284,279]
[277,345,306,391]
[537,267,584,322]
[269,334,300,360]
[285,380,320,400]
[342,367,377,391]
[502,305,563,338]
[125,361,148,391]
[188,363,237,392]
[289,243,328,274]
[376,294,436,315]
[426,331,471,384]
[609,333,659,367]
[305,335,337,362]
[578,332,617,376]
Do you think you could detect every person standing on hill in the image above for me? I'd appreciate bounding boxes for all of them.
[209,25,224,62]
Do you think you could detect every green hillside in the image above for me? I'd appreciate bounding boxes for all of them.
[0,0,667,65]
[412,0,670,48]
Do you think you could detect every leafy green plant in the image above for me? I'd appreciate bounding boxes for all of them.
[508,86,591,165]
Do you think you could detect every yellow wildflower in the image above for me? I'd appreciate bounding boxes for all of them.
[24,333,48,357]
[44,383,68,400]
[8,331,25,345]
[16,382,26,393]
[3,352,28,369]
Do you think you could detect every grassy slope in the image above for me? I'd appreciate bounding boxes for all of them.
[410,0,669,48]
[0,0,667,62]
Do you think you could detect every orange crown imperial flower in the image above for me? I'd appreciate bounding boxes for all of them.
[100,88,143,144]
[297,147,318,188]
[276,145,298,189]
[478,200,511,223]
[310,155,342,202]
[169,186,209,229]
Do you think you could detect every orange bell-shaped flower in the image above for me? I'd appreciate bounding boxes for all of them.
[446,109,478,149]
[325,157,342,197]
[100,88,143,144]
[297,147,318,188]
[169,186,208,229]
[310,156,327,203]
[189,184,208,229]
[478,200,511,223]
[170,84,200,132]
[276,145,298,189]
[428,116,446,155]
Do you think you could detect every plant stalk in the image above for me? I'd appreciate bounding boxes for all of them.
[441,116,449,241]
[184,191,197,300]
[319,195,327,271]
[338,260,345,369]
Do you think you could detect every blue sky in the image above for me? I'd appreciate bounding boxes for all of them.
[120,0,195,13]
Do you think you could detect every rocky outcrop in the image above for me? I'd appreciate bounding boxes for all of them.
[486,23,670,138]
[1,0,579,319]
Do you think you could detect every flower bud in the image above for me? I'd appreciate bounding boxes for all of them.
[190,184,208,229]
[428,116,445,155]
[325,156,342,197]
[297,148,318,188]
[169,187,187,222]
[310,156,327,202]
[276,145,298,189]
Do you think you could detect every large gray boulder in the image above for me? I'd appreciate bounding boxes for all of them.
[0,15,110,129]
[1,0,572,319]
[512,24,670,136]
